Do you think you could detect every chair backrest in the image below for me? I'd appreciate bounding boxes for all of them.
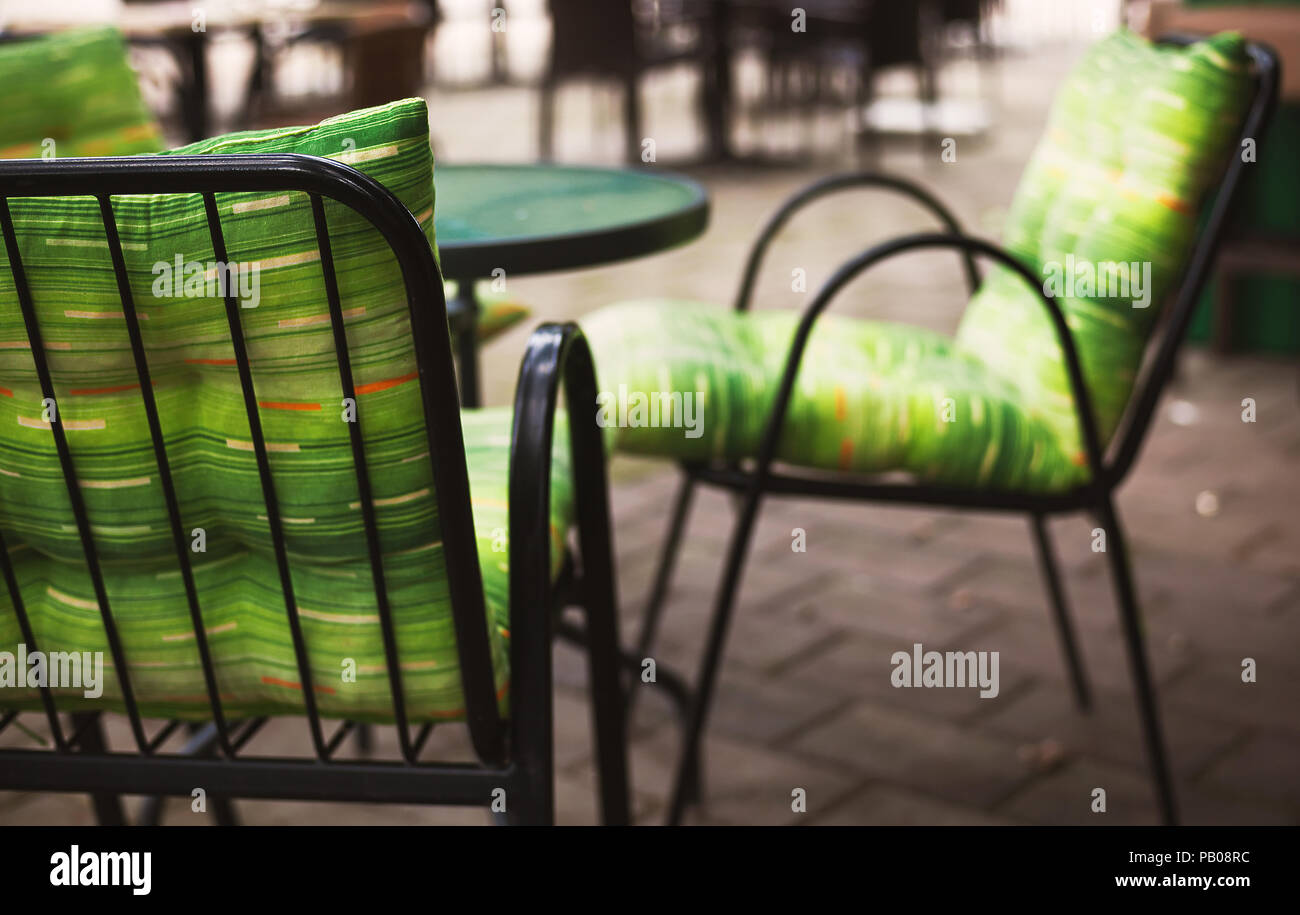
[954,30,1270,474]
[1109,35,1279,483]
[0,112,508,766]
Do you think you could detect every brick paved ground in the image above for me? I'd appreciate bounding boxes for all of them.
[2,26,1297,826]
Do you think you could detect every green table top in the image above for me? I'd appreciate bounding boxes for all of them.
[433,163,709,280]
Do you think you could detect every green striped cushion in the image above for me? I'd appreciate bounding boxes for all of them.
[0,28,163,158]
[583,300,1081,491]
[582,31,1254,493]
[0,98,571,722]
[955,30,1254,456]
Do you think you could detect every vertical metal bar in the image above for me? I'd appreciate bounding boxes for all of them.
[1029,512,1091,712]
[201,192,328,760]
[451,280,482,408]
[70,711,127,825]
[400,253,504,766]
[630,471,695,710]
[308,194,416,763]
[0,197,149,753]
[1097,496,1178,825]
[0,528,66,749]
[96,195,234,757]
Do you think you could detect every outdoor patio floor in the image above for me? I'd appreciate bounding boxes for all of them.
[1,34,1297,826]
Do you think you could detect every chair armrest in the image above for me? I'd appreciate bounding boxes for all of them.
[510,323,615,606]
[507,323,623,807]
[734,171,980,311]
[750,232,1107,488]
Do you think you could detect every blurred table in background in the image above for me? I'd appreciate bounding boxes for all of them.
[435,162,709,405]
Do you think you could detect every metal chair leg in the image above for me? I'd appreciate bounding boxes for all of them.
[1029,513,1092,712]
[627,471,699,804]
[629,471,696,706]
[70,713,126,826]
[1096,497,1179,826]
[624,74,643,165]
[574,483,632,826]
[538,82,555,160]
[665,486,765,826]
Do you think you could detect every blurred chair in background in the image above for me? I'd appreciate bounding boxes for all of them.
[539,0,710,163]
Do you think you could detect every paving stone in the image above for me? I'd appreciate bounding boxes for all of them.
[599,726,860,826]
[974,615,1192,693]
[708,669,849,745]
[654,591,845,675]
[1132,550,1296,617]
[1199,733,1300,809]
[979,681,1246,778]
[924,512,1100,572]
[998,758,1162,825]
[783,573,1003,645]
[792,700,1037,808]
[781,629,1036,723]
[785,530,985,594]
[1165,663,1300,736]
[947,553,1169,632]
[0,791,98,827]
[811,783,1020,826]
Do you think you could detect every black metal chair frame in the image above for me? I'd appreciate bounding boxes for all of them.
[635,36,1279,826]
[539,0,711,164]
[0,154,630,826]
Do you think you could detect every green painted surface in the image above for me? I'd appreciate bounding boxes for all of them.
[434,163,701,245]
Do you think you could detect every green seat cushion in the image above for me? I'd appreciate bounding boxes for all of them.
[0,28,164,158]
[582,31,1254,492]
[0,99,570,722]
[583,299,1082,491]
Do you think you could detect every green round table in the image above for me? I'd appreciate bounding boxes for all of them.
[433,163,710,405]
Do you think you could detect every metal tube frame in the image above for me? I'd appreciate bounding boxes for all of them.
[0,155,629,826]
[640,36,1279,826]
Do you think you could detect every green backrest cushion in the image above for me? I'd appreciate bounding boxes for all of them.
[955,30,1254,460]
[0,98,522,721]
[0,27,164,158]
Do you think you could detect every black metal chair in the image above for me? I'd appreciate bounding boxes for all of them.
[634,36,1280,826]
[0,154,630,826]
[539,0,710,163]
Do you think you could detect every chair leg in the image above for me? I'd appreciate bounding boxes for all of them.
[1029,513,1092,712]
[629,471,697,704]
[624,74,643,165]
[70,713,126,826]
[626,471,699,803]
[538,82,555,160]
[583,590,632,825]
[1095,497,1179,826]
[575,500,632,825]
[665,486,765,826]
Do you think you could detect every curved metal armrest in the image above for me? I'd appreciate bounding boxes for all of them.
[508,323,627,819]
[734,172,980,311]
[752,232,1107,487]
[510,323,614,611]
